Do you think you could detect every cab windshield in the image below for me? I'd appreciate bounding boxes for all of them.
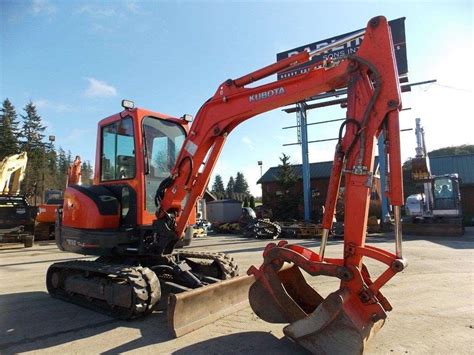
[143,116,186,213]
[434,177,454,199]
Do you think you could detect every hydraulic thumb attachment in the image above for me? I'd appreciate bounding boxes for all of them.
[247,241,405,353]
[248,16,406,354]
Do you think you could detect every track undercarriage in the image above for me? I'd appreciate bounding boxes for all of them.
[46,251,238,320]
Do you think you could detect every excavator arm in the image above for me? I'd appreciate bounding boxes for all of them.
[163,16,405,352]
[158,16,402,246]
[0,152,28,195]
[67,155,82,186]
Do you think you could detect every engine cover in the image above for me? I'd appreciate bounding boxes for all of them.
[62,185,120,229]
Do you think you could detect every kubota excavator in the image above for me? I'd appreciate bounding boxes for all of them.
[47,16,406,353]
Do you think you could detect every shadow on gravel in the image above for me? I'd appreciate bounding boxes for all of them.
[172,332,310,355]
[365,229,474,250]
[0,291,309,354]
[0,291,173,354]
[0,247,59,254]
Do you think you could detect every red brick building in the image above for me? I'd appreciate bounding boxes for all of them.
[257,158,381,220]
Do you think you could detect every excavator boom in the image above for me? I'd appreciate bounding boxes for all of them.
[165,16,406,353]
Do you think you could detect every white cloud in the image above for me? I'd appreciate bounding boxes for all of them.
[31,0,57,16]
[242,136,255,150]
[65,128,88,142]
[34,99,74,113]
[125,0,141,14]
[75,5,117,18]
[84,78,117,98]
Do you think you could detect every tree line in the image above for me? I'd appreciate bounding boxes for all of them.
[0,98,93,203]
[210,172,256,208]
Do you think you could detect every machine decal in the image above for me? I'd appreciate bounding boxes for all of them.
[249,87,285,102]
[184,140,198,156]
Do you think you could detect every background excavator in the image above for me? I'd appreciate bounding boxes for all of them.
[47,16,405,353]
[34,156,82,240]
[404,118,464,236]
[0,152,35,247]
[0,152,28,195]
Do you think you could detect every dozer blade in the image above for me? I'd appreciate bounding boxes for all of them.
[168,275,254,337]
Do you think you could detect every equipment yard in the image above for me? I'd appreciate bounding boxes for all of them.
[1,230,472,354]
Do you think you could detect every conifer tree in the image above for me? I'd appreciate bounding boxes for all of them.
[81,161,94,185]
[0,98,20,159]
[20,101,47,198]
[249,195,256,209]
[226,176,235,199]
[211,174,225,199]
[234,172,249,194]
[274,153,299,220]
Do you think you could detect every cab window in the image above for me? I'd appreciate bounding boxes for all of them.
[101,117,135,181]
[434,178,453,199]
[143,116,186,213]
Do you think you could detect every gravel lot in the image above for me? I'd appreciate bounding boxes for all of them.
[1,229,473,354]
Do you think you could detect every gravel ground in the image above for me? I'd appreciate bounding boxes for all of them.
[1,228,473,354]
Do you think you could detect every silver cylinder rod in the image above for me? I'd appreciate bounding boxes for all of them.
[319,228,330,261]
[308,30,365,59]
[393,205,403,258]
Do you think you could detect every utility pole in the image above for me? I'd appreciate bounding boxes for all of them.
[297,102,312,222]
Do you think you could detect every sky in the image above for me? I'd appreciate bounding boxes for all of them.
[1,0,472,196]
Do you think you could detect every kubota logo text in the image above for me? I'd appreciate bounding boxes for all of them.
[249,87,285,102]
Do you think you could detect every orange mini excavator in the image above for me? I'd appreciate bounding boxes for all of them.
[47,16,406,353]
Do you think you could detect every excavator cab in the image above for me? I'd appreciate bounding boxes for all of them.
[432,174,462,215]
[56,104,195,255]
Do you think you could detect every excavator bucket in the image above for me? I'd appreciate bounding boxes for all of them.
[168,275,255,337]
[248,242,389,354]
[283,289,384,354]
[411,156,431,181]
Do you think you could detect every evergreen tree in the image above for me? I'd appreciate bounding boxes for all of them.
[226,176,235,199]
[234,172,249,194]
[274,153,299,220]
[0,99,20,159]
[243,196,249,207]
[43,143,58,193]
[21,101,46,148]
[20,101,47,200]
[211,174,225,199]
[81,161,94,185]
[249,195,256,209]
[56,147,69,190]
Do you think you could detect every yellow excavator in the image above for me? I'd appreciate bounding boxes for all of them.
[0,152,35,247]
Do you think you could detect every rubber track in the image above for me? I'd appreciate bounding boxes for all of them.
[46,260,160,320]
[249,219,282,239]
[173,250,239,279]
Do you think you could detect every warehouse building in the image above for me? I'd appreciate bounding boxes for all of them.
[258,154,474,223]
[257,157,381,220]
[429,153,474,221]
